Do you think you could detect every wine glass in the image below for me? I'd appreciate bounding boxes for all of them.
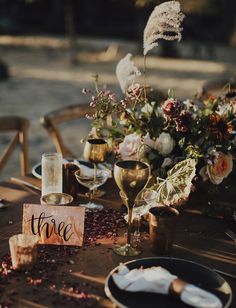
[75,168,110,210]
[113,160,150,256]
[120,188,158,245]
[83,138,109,197]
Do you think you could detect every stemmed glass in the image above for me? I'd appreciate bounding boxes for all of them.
[75,138,109,210]
[113,160,150,256]
[83,138,109,198]
[75,168,110,210]
[120,188,158,244]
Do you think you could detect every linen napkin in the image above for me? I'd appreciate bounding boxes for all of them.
[123,190,159,222]
[124,201,160,222]
[73,160,112,178]
[112,265,222,308]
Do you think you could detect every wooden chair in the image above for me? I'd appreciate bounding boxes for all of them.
[0,116,30,176]
[40,104,92,158]
[198,77,236,99]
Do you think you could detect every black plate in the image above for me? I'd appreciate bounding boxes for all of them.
[32,162,42,179]
[32,160,94,180]
[105,257,232,308]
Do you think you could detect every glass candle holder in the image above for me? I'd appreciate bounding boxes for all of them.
[41,192,73,206]
[41,153,62,196]
[9,234,38,270]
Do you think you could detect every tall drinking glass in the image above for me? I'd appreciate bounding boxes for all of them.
[114,160,150,256]
[41,153,62,196]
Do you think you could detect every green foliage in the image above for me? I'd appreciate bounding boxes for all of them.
[155,158,196,206]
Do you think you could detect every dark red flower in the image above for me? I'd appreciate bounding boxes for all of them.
[175,111,192,133]
[209,113,233,141]
[162,98,183,118]
[225,90,236,99]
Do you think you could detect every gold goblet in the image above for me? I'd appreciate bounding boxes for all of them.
[83,138,108,163]
[83,138,109,209]
[113,160,150,256]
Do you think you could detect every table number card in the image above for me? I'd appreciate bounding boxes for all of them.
[23,204,85,246]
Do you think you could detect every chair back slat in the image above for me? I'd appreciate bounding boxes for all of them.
[0,116,30,176]
[0,133,19,172]
[41,103,92,158]
[198,77,236,98]
[19,126,30,176]
[49,104,91,126]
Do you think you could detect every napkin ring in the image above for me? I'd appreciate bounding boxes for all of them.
[169,278,187,298]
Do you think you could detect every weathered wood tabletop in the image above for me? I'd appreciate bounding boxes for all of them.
[0,177,235,307]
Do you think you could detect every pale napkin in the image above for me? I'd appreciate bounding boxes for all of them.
[123,190,159,222]
[112,265,222,308]
[124,201,160,222]
[73,160,112,178]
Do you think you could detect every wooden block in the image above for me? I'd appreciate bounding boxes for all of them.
[23,204,85,246]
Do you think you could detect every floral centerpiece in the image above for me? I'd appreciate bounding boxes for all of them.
[83,1,236,210]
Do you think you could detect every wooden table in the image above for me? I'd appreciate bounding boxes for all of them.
[0,177,235,307]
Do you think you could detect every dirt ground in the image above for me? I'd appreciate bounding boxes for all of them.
[0,36,236,179]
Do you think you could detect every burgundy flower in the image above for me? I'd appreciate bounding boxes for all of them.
[162,98,183,118]
[175,111,192,132]
[225,90,236,99]
[209,113,233,141]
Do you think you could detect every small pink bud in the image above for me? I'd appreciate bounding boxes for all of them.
[82,88,89,94]
[109,94,116,101]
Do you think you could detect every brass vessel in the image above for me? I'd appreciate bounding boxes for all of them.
[83,138,108,163]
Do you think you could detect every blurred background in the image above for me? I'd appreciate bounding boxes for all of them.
[0,0,236,178]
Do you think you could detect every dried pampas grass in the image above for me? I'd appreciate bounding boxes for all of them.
[116,53,141,93]
[143,1,185,56]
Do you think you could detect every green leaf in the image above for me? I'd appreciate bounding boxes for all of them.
[156,158,196,206]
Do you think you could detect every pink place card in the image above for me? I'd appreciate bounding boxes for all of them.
[23,204,85,246]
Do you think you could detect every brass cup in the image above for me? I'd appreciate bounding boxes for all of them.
[83,138,108,163]
[149,206,179,255]
[40,193,73,206]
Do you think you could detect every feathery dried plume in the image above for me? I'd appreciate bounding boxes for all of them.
[116,53,141,93]
[143,1,185,56]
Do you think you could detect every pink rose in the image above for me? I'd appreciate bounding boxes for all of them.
[119,133,142,160]
[207,152,233,184]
